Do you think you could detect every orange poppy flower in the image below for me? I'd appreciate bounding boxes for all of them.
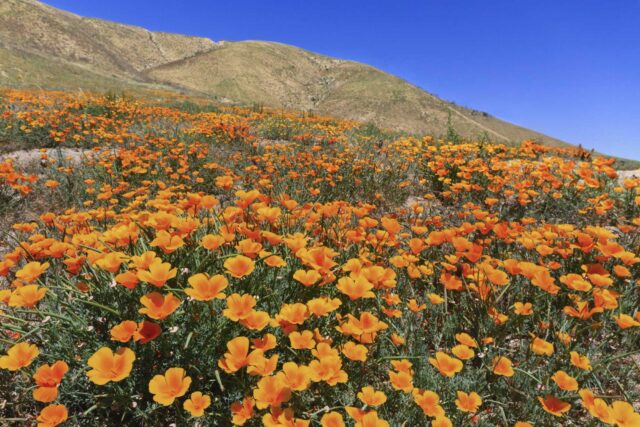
[491,356,514,377]
[115,270,140,289]
[129,251,160,270]
[276,303,310,326]
[587,398,615,424]
[455,391,482,413]
[551,370,578,391]
[149,367,192,405]
[149,230,184,254]
[431,417,453,427]
[614,313,640,329]
[87,347,135,385]
[455,333,478,348]
[428,293,445,304]
[240,310,270,331]
[357,386,387,406]
[110,319,160,344]
[281,362,312,391]
[451,344,475,360]
[307,297,342,316]
[0,342,39,371]
[0,289,10,304]
[183,391,211,417]
[32,361,69,402]
[246,352,278,377]
[341,341,368,362]
[570,351,592,371]
[218,336,263,373]
[321,411,345,427]
[429,352,463,377]
[530,270,560,295]
[185,273,228,301]
[230,397,255,425]
[309,356,348,386]
[139,292,181,320]
[201,234,226,251]
[336,276,375,300]
[560,274,592,292]
[15,261,49,283]
[538,395,571,416]
[224,255,255,278]
[407,299,426,312]
[354,411,390,427]
[513,302,533,315]
[390,333,405,346]
[293,269,322,287]
[263,253,287,268]
[389,370,414,392]
[95,252,126,273]
[36,404,68,427]
[8,284,47,307]
[412,389,443,417]
[110,320,138,343]
[223,293,257,321]
[298,246,338,273]
[289,330,316,350]
[530,336,554,356]
[611,401,640,427]
[137,261,177,287]
[253,374,292,409]
[134,321,161,343]
[252,334,277,351]
[236,239,263,259]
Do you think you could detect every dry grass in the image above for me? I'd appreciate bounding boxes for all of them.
[1,0,638,170]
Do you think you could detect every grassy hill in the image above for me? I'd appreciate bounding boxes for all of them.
[0,0,637,167]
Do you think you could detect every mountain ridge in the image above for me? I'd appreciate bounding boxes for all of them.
[0,0,612,152]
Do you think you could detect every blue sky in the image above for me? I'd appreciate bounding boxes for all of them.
[43,0,640,159]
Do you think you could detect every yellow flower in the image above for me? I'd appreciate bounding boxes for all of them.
[148,367,191,405]
[183,391,211,417]
[87,347,135,385]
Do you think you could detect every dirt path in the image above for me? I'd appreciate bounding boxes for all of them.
[447,106,511,142]
[617,168,640,180]
[0,147,88,167]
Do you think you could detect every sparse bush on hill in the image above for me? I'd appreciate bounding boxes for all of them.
[0,89,639,427]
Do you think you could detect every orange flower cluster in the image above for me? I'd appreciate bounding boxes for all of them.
[0,89,639,426]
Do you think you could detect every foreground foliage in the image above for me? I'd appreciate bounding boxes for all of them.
[0,90,639,426]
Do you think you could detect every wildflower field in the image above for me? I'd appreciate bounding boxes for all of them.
[0,89,639,427]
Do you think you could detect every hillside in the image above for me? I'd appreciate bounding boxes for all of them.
[0,0,636,166]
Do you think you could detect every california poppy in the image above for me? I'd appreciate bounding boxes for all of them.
[36,404,68,427]
[0,342,39,371]
[455,390,482,413]
[185,273,228,301]
[32,361,69,402]
[148,367,191,405]
[139,292,181,320]
[87,347,135,385]
[224,255,255,278]
[429,352,463,377]
[183,391,211,417]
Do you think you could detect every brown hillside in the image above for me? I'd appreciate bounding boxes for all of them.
[1,0,627,157]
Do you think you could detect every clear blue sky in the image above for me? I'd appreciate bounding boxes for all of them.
[43,0,640,159]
